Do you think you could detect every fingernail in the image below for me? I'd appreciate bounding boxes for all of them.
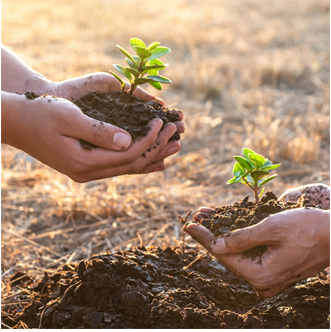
[211,238,226,254]
[113,132,131,149]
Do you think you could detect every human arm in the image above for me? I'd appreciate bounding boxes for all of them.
[184,208,330,298]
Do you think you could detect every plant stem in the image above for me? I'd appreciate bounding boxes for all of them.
[254,184,260,205]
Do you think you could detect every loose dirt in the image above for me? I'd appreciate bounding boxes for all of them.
[2,246,329,329]
[74,91,181,149]
[2,193,329,329]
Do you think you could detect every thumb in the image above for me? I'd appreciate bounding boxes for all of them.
[185,219,274,255]
[68,111,132,151]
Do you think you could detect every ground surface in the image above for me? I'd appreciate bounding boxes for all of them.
[2,247,330,328]
[1,0,330,328]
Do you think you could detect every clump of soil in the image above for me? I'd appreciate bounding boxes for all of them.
[74,91,181,149]
[195,191,325,258]
[2,246,329,329]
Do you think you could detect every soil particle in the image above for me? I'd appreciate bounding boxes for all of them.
[2,245,329,329]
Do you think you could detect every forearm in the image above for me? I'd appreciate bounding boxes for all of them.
[1,91,28,148]
[1,45,56,95]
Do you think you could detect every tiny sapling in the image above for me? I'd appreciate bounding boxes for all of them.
[109,38,172,97]
[227,148,281,205]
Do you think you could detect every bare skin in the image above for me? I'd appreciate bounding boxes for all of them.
[1,45,185,181]
[184,204,330,298]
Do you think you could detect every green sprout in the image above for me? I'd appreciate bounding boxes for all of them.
[227,148,281,205]
[109,37,172,97]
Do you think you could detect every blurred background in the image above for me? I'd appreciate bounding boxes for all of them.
[1,0,330,280]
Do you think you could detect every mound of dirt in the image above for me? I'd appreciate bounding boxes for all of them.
[2,245,329,329]
[74,91,181,149]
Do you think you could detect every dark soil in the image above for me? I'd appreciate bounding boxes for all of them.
[2,245,329,329]
[196,191,326,258]
[74,91,181,149]
[2,193,329,329]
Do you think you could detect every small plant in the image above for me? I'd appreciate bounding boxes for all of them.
[109,37,172,97]
[227,148,281,205]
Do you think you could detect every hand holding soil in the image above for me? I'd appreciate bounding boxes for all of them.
[185,191,330,298]
[2,91,181,182]
[1,45,185,181]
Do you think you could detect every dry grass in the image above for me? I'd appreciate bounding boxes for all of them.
[1,0,330,316]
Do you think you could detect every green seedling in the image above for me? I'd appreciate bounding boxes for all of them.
[109,37,172,97]
[227,148,281,205]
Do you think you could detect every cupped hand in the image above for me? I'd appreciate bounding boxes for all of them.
[53,73,185,137]
[184,208,330,298]
[5,93,181,182]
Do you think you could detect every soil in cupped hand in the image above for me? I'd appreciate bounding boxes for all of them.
[74,90,182,150]
[190,191,328,258]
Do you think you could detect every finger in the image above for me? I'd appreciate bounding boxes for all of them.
[131,85,165,106]
[139,160,166,174]
[193,212,212,222]
[75,118,165,170]
[193,207,215,222]
[183,223,272,288]
[73,123,177,181]
[173,110,184,121]
[183,222,216,249]
[151,140,181,162]
[173,121,185,134]
[198,207,215,214]
[64,109,133,151]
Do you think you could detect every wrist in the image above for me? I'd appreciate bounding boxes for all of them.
[1,91,30,149]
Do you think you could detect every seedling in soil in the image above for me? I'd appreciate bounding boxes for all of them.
[227,148,280,205]
[110,37,172,97]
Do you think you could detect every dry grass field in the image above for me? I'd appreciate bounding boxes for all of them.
[1,0,330,312]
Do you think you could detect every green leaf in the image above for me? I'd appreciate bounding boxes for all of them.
[260,164,281,171]
[116,45,135,63]
[258,174,278,188]
[109,70,125,88]
[147,69,159,75]
[251,170,269,182]
[147,75,172,83]
[130,38,146,51]
[113,65,132,81]
[246,174,254,186]
[234,156,253,171]
[126,67,140,77]
[149,59,165,66]
[248,153,265,168]
[227,176,242,185]
[134,77,154,85]
[233,162,245,177]
[125,58,139,70]
[134,46,152,59]
[147,42,160,51]
[243,148,257,162]
[149,81,162,90]
[147,46,171,61]
[259,187,265,197]
[142,64,168,75]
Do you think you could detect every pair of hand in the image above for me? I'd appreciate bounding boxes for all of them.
[2,73,184,182]
[184,192,330,298]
